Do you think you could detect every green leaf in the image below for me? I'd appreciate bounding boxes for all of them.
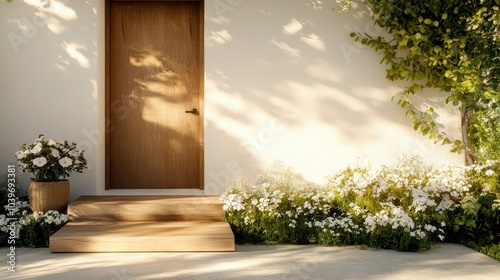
[400,37,409,46]
[338,0,500,161]
[350,32,356,38]
[466,220,476,229]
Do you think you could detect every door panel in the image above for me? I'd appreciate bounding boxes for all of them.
[107,1,201,189]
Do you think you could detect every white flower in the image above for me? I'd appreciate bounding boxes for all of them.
[59,157,73,168]
[15,150,27,159]
[48,139,56,146]
[33,157,47,167]
[31,143,42,154]
[60,214,69,222]
[51,148,60,158]
[69,150,80,157]
[485,170,494,177]
[45,216,54,224]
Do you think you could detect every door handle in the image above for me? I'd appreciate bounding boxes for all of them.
[185,108,198,114]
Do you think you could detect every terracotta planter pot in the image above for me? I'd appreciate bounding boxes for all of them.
[28,180,70,213]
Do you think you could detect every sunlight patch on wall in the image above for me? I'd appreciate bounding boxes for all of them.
[305,59,343,83]
[319,85,369,113]
[270,37,302,60]
[305,0,325,10]
[282,18,303,35]
[207,29,232,47]
[300,33,326,51]
[258,122,356,184]
[61,41,90,68]
[91,79,97,100]
[205,78,258,138]
[23,0,77,34]
[23,0,77,20]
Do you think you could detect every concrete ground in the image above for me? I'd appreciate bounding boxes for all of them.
[1,243,499,280]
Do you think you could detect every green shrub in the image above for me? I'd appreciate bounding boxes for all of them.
[221,155,480,252]
[452,161,500,246]
[1,198,68,247]
[470,243,500,261]
[222,163,327,244]
[0,174,25,215]
[325,155,468,251]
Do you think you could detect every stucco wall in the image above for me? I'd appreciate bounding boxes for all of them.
[203,0,463,193]
[0,0,103,200]
[0,0,463,200]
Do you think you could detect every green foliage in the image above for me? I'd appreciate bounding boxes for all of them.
[470,243,500,261]
[17,210,68,247]
[221,163,325,244]
[452,161,500,245]
[222,156,473,252]
[453,194,500,244]
[0,175,24,214]
[1,198,68,247]
[337,0,500,163]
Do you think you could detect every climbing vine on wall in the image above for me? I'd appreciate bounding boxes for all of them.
[337,0,500,164]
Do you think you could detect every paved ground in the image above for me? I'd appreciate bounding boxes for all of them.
[1,243,499,280]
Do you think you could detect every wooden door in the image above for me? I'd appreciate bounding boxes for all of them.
[106,1,203,189]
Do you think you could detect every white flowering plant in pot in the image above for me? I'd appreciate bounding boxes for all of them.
[15,134,90,182]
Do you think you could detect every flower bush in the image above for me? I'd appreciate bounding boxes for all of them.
[221,155,498,252]
[0,199,68,247]
[16,134,90,182]
[452,161,500,246]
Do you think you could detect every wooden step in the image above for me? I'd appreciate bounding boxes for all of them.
[50,196,235,252]
[50,221,235,252]
[68,195,225,222]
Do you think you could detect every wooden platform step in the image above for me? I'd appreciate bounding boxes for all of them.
[50,195,235,252]
[50,221,235,252]
[68,195,225,222]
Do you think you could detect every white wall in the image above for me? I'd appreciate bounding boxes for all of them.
[203,0,463,193]
[0,0,102,201]
[0,0,463,200]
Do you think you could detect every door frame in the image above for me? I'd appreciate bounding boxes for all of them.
[104,0,205,190]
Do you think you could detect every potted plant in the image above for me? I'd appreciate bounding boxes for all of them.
[15,134,90,212]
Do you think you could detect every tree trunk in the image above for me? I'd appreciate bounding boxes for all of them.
[461,106,478,165]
